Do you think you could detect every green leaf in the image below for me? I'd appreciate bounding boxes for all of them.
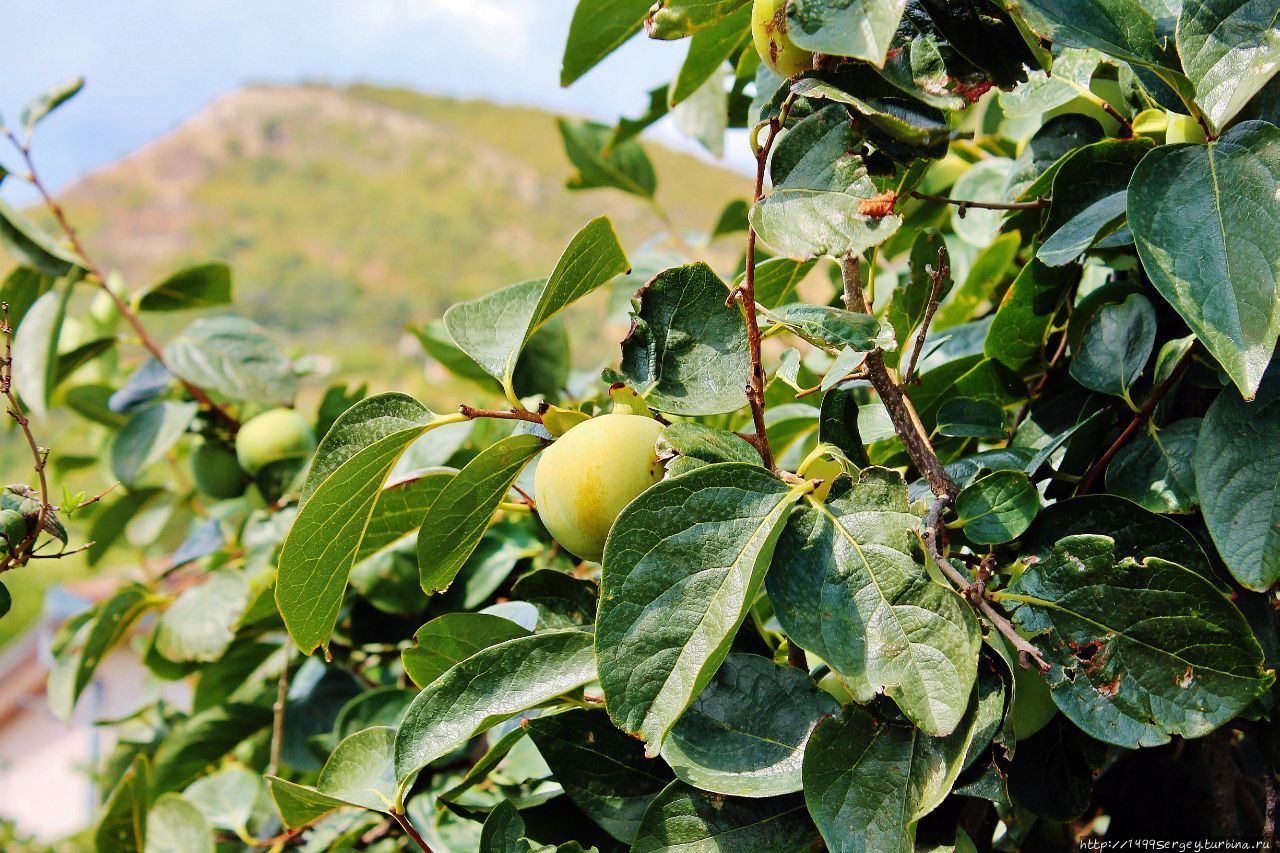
[403,612,531,688]
[0,266,54,331]
[768,468,981,734]
[1017,0,1171,66]
[1005,535,1273,747]
[559,120,657,199]
[953,470,1039,545]
[949,158,1014,247]
[20,77,84,136]
[355,469,454,564]
[97,755,149,853]
[278,395,455,654]
[418,433,547,594]
[1021,494,1224,590]
[145,794,213,853]
[933,231,1022,331]
[1038,138,1154,266]
[317,727,399,813]
[334,688,416,741]
[819,387,870,467]
[1177,0,1280,131]
[1195,372,1280,590]
[183,765,273,837]
[998,49,1100,119]
[164,315,297,405]
[597,463,808,752]
[1069,293,1157,401]
[561,0,652,86]
[786,0,908,65]
[445,217,630,397]
[11,284,71,418]
[632,783,817,852]
[1004,115,1106,204]
[151,703,272,794]
[647,0,752,39]
[768,303,892,352]
[1005,715,1104,822]
[0,198,82,276]
[671,5,752,105]
[527,709,674,843]
[155,569,250,663]
[792,76,951,150]
[137,263,232,312]
[620,263,750,416]
[984,260,1078,372]
[743,257,817,308]
[1106,418,1200,513]
[803,704,974,853]
[936,397,1007,439]
[48,583,156,721]
[110,401,199,486]
[1129,120,1280,398]
[658,422,760,478]
[660,653,839,796]
[394,630,597,791]
[0,582,9,620]
[266,776,351,830]
[884,228,953,369]
[511,570,599,629]
[750,105,902,260]
[479,801,532,853]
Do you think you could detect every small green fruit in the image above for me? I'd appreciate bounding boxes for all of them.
[752,0,814,78]
[192,439,248,500]
[1010,662,1058,741]
[533,413,665,562]
[235,409,316,475]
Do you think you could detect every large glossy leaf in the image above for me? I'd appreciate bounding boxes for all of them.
[1195,372,1280,590]
[1016,0,1171,66]
[1002,535,1273,748]
[145,794,213,853]
[561,0,652,85]
[750,105,902,260]
[445,217,629,396]
[164,315,296,405]
[1177,0,1280,131]
[803,703,976,853]
[155,569,249,663]
[1037,138,1153,266]
[137,263,232,312]
[317,727,399,813]
[1129,120,1280,398]
[402,613,531,688]
[417,433,546,594]
[527,709,674,843]
[277,395,456,654]
[1069,293,1157,401]
[671,5,752,106]
[786,0,908,64]
[596,463,808,752]
[660,653,839,796]
[998,48,1100,119]
[110,401,199,486]
[354,469,454,564]
[1106,418,1200,513]
[767,469,980,735]
[620,262,749,416]
[632,783,817,852]
[954,470,1040,545]
[985,259,1078,372]
[265,777,351,830]
[394,630,597,792]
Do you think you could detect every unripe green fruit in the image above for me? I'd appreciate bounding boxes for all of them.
[192,440,248,500]
[751,0,814,78]
[1010,662,1058,741]
[533,413,664,562]
[235,409,316,475]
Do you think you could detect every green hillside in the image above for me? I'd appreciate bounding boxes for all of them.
[53,83,747,402]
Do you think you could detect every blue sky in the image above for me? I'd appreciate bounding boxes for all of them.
[1,0,749,199]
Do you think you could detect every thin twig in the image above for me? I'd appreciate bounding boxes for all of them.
[391,811,433,853]
[902,247,949,385]
[727,118,781,471]
[910,191,1050,213]
[5,133,239,431]
[1075,346,1196,496]
[0,303,51,573]
[268,638,291,778]
[458,404,544,424]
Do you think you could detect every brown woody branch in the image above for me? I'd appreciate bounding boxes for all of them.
[391,811,433,853]
[1075,345,1196,496]
[459,404,544,424]
[839,256,1049,672]
[902,246,949,385]
[5,134,240,432]
[0,303,51,574]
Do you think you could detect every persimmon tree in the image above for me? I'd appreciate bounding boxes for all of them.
[2,0,1279,850]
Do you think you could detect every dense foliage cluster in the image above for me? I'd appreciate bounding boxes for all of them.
[1,0,1278,850]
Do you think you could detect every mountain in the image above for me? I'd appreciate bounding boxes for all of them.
[52,84,748,398]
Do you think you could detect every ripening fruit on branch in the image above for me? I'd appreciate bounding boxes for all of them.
[533,413,665,562]
[192,439,248,499]
[752,0,814,78]
[1011,661,1058,741]
[235,408,316,475]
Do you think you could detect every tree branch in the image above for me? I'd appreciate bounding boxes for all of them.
[902,246,949,385]
[391,811,433,853]
[268,639,291,778]
[0,303,52,573]
[1075,346,1196,496]
[459,404,544,424]
[6,135,240,432]
[910,191,1050,213]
